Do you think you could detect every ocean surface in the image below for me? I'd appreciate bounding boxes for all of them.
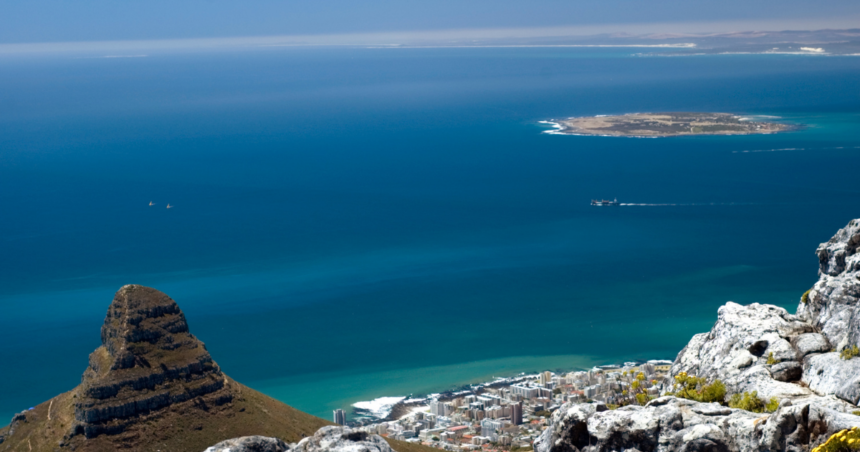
[1,47,859,422]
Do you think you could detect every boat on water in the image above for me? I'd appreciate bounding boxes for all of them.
[591,198,619,206]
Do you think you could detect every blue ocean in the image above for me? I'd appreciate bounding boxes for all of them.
[1,47,859,421]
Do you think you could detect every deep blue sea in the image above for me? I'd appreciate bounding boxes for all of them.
[1,47,859,422]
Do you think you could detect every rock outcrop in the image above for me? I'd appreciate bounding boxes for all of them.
[797,218,860,387]
[538,218,860,452]
[292,427,395,452]
[204,428,396,452]
[672,218,860,408]
[204,435,291,452]
[671,302,815,401]
[536,396,860,452]
[73,285,233,438]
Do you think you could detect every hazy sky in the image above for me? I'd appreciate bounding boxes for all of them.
[2,0,859,45]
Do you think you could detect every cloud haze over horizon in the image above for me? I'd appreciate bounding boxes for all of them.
[1,0,858,47]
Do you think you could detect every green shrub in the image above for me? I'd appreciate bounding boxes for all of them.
[841,345,860,360]
[765,397,780,413]
[700,380,727,404]
[727,391,778,413]
[635,393,652,406]
[767,352,778,365]
[853,411,860,416]
[801,290,811,304]
[669,372,726,404]
[812,427,860,452]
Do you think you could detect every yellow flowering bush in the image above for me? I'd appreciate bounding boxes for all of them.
[668,372,726,404]
[841,345,860,360]
[812,427,860,452]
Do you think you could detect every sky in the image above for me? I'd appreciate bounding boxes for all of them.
[1,0,858,46]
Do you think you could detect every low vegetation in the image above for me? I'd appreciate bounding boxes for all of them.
[727,391,779,413]
[667,372,783,414]
[801,290,811,304]
[668,372,726,404]
[767,352,778,365]
[619,371,656,406]
[811,427,860,452]
[841,345,860,360]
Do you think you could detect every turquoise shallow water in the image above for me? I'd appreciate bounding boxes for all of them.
[1,48,859,421]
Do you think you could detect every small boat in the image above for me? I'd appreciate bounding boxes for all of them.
[166,204,173,209]
[591,198,619,206]
[149,201,155,206]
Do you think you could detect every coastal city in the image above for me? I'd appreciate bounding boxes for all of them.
[336,360,672,452]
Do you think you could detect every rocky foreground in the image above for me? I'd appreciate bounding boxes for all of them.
[534,218,860,452]
[205,427,397,452]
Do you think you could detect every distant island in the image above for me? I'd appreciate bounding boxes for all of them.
[545,112,795,137]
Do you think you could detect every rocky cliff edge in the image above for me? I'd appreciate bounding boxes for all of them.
[536,218,860,452]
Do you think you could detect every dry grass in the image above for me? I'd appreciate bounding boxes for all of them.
[1,377,441,452]
[1,377,327,452]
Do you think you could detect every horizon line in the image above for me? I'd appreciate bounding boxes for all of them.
[1,18,858,56]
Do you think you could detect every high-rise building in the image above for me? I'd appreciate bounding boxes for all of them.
[510,401,523,425]
[333,409,346,425]
[430,399,442,416]
[539,371,552,386]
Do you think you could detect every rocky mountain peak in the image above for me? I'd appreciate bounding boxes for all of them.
[74,285,233,438]
[100,284,193,370]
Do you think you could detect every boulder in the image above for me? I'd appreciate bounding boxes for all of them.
[770,361,802,382]
[804,352,860,405]
[791,333,830,359]
[204,436,290,452]
[292,427,394,452]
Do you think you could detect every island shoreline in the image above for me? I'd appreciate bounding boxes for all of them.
[541,112,800,138]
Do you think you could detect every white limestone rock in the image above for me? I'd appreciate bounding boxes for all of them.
[292,427,394,452]
[670,302,813,400]
[791,333,831,359]
[204,436,290,452]
[536,397,860,452]
[204,428,394,452]
[803,353,860,405]
[797,218,860,350]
